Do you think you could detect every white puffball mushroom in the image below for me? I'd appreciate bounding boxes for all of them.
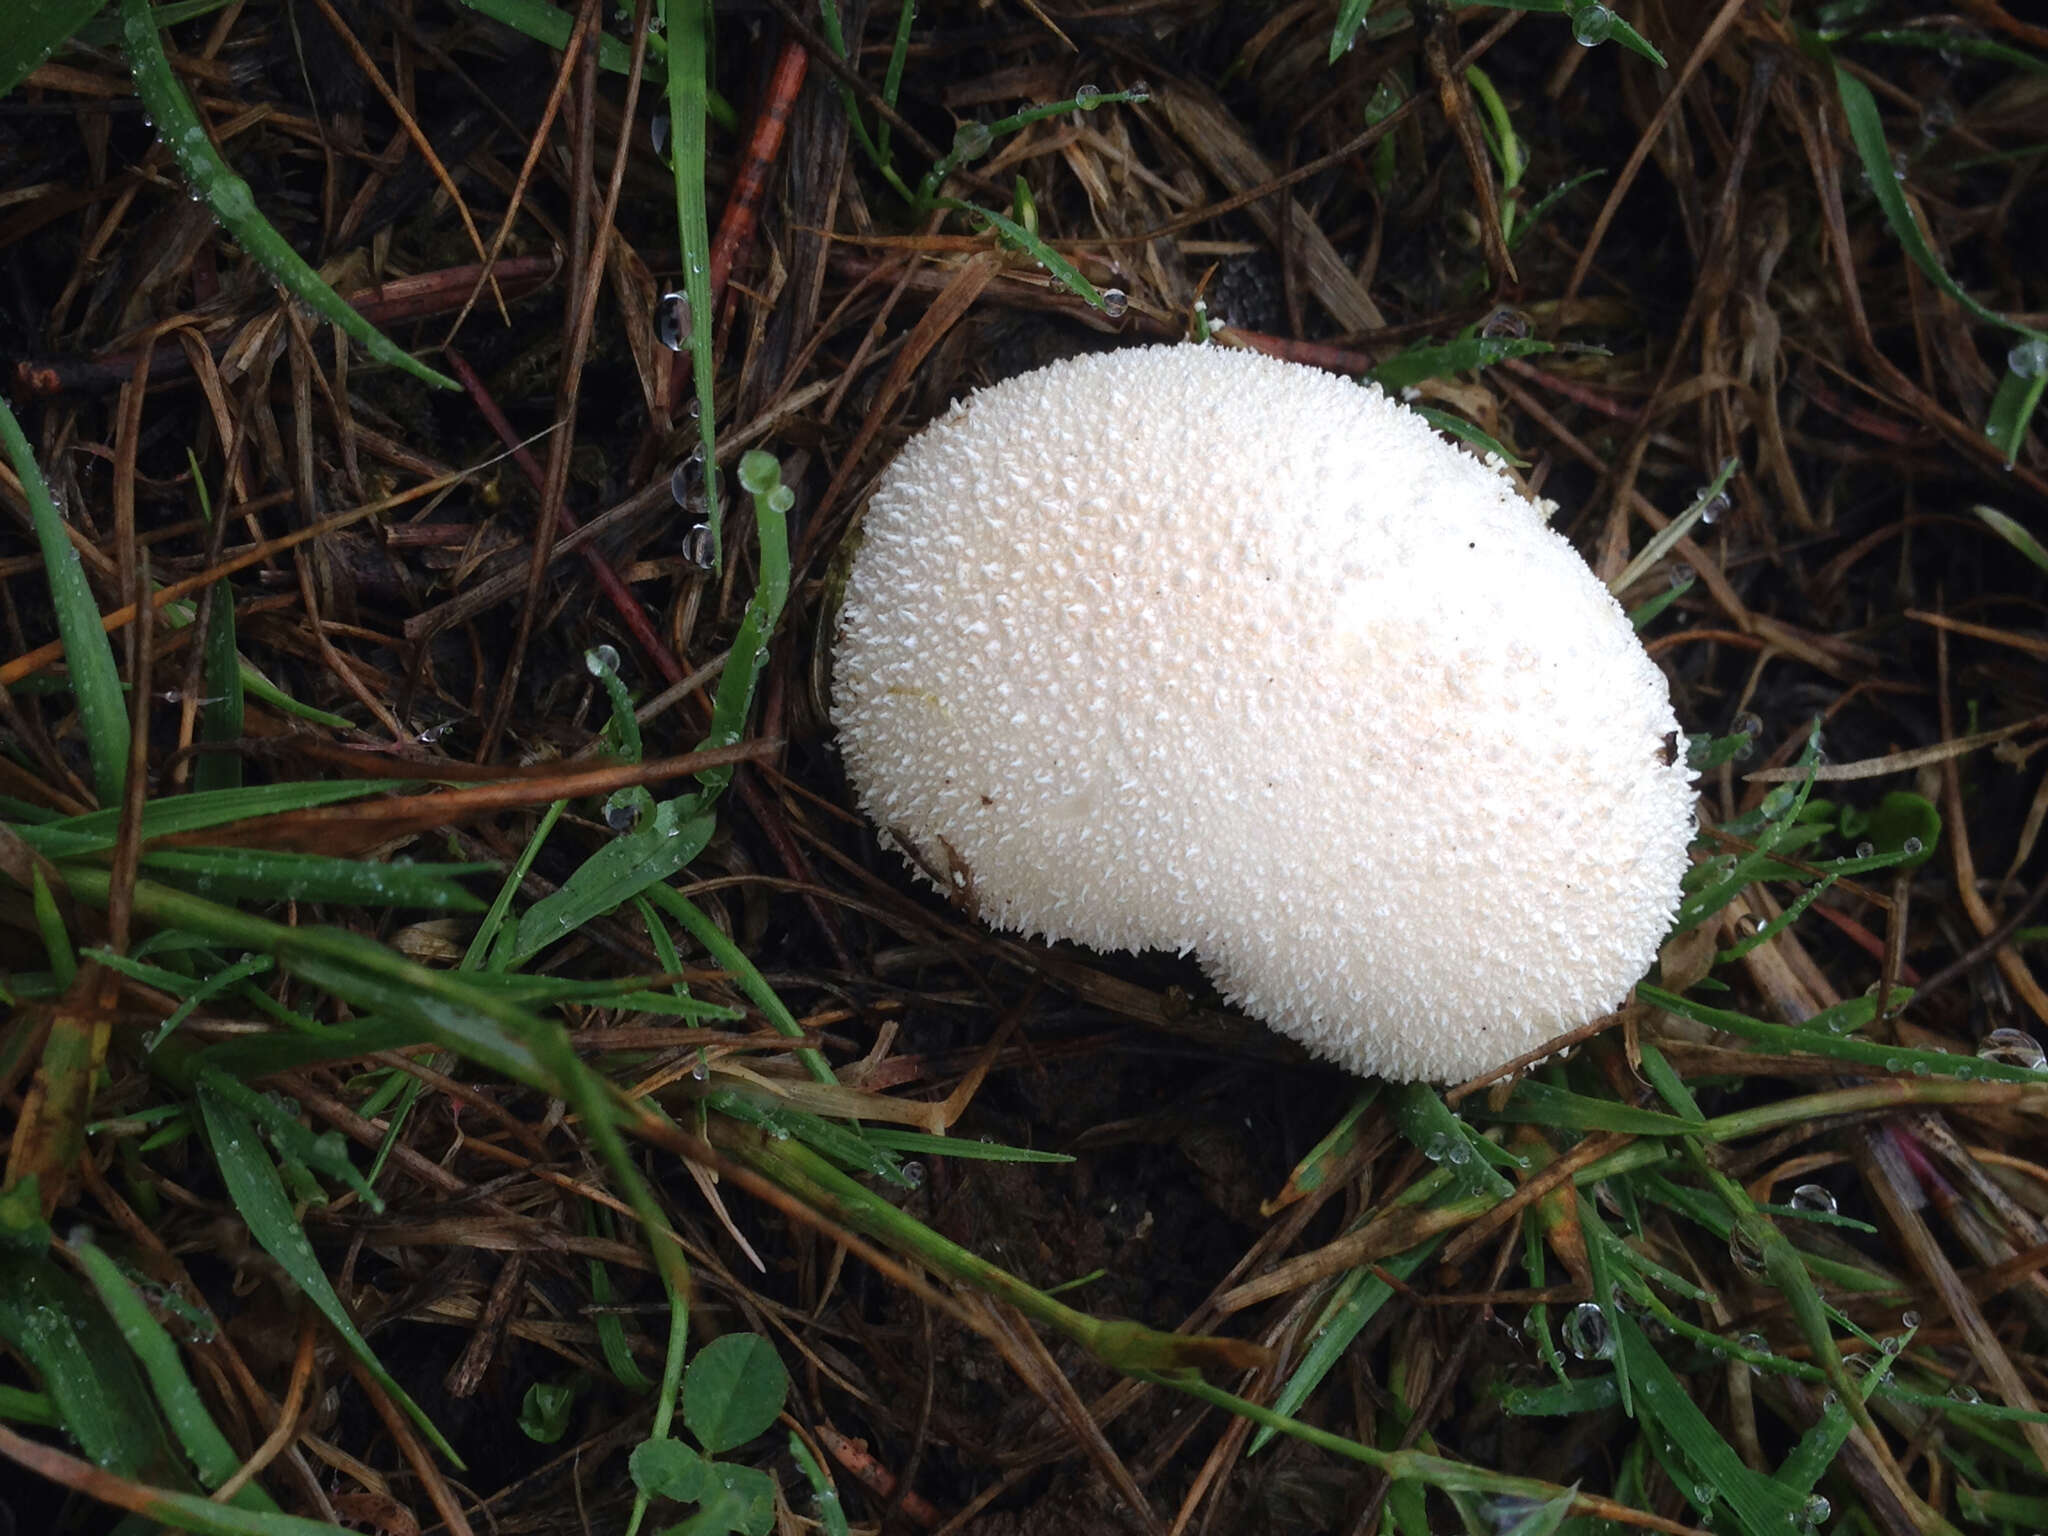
[831,343,1698,1082]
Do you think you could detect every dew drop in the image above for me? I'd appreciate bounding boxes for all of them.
[1126,81,1151,103]
[1074,83,1102,111]
[767,484,796,515]
[1855,841,1875,859]
[656,291,691,351]
[900,1161,926,1189]
[1571,3,1615,46]
[1563,1301,1614,1360]
[1948,1382,1980,1403]
[2009,339,2048,378]
[1729,1226,1766,1275]
[1978,1027,2046,1071]
[650,112,669,156]
[1423,1132,1450,1162]
[1099,287,1128,319]
[1698,490,1730,524]
[681,523,717,568]
[1902,835,1923,855]
[1803,1496,1831,1525]
[1481,306,1532,340]
[1790,1183,1836,1216]
[1901,1310,1920,1328]
[603,792,640,832]
[669,452,703,506]
[952,120,993,161]
[584,644,620,678]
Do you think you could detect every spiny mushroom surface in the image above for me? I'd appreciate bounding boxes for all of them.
[831,343,1698,1081]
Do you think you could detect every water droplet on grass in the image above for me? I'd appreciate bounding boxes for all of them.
[1790,1183,1836,1216]
[656,292,691,351]
[681,524,716,568]
[1563,1302,1613,1360]
[1572,4,1615,45]
[584,644,620,677]
[1075,83,1102,110]
[1100,287,1128,319]
[2009,338,2048,378]
[1978,1027,2045,1070]
[952,121,992,161]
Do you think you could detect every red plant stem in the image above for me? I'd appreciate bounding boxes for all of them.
[664,34,809,406]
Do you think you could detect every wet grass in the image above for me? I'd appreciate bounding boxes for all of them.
[0,2,2046,1534]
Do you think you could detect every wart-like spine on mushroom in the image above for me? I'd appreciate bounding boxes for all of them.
[832,344,1699,1083]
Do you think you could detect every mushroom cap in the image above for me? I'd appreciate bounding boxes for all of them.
[831,343,1697,1081]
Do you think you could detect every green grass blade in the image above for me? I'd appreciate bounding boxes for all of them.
[1372,323,1556,386]
[0,396,130,806]
[663,0,721,558]
[1830,57,2043,345]
[137,848,491,910]
[508,802,713,965]
[856,1130,1074,1164]
[69,1238,279,1509]
[0,1244,175,1480]
[194,1081,460,1464]
[689,451,792,796]
[117,0,457,391]
[1974,504,2048,576]
[1983,363,2046,469]
[1,0,110,95]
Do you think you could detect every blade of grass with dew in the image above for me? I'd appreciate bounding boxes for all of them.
[188,454,243,794]
[857,1129,1075,1164]
[1609,458,1738,596]
[117,0,456,391]
[1975,505,2048,574]
[129,875,695,1311]
[722,1125,1264,1376]
[138,849,491,910]
[0,1236,178,1480]
[69,1238,280,1510]
[706,1087,910,1186]
[1390,1083,1514,1197]
[194,1081,455,1461]
[686,450,792,798]
[0,396,129,806]
[1985,355,2046,467]
[663,0,719,557]
[508,801,713,965]
[934,199,1105,308]
[1613,1312,1804,1536]
[790,1434,850,1536]
[1821,25,2048,75]
[1328,0,1374,63]
[1410,406,1529,465]
[195,1068,381,1208]
[1247,1224,1449,1454]
[1826,51,2045,461]
[1462,0,1666,68]
[645,884,835,1086]
[2,0,110,100]
[1641,984,2047,1086]
[17,778,407,859]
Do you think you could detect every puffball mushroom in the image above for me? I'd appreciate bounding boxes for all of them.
[831,343,1697,1082]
